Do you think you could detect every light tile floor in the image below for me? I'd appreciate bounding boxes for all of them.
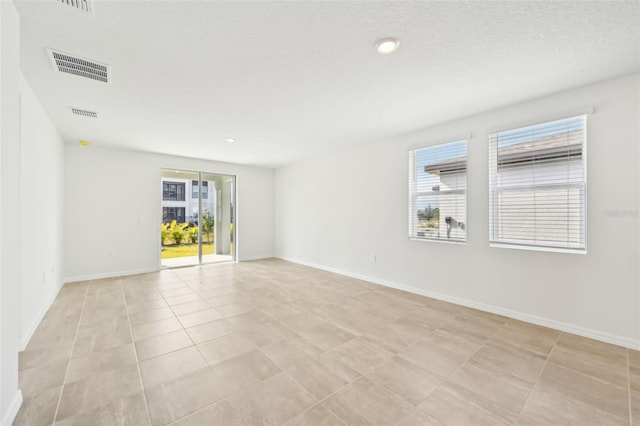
[14,259,640,425]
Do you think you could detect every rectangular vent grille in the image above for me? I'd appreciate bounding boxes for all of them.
[70,108,98,118]
[57,0,94,14]
[48,50,109,83]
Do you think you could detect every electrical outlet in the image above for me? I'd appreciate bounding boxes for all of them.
[370,254,376,263]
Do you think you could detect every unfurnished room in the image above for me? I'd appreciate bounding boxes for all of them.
[1,0,639,425]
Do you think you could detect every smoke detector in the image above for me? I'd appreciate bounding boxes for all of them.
[57,0,94,15]
[47,49,109,83]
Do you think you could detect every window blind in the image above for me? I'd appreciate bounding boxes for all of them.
[489,115,586,252]
[409,140,467,243]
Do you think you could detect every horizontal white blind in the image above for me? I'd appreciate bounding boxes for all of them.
[409,140,467,243]
[489,115,586,251]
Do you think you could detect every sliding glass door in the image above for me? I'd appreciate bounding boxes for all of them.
[160,169,235,268]
[201,172,235,264]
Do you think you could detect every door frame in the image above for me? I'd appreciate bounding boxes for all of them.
[159,168,237,269]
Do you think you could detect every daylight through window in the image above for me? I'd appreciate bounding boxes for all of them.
[489,115,586,252]
[409,140,467,243]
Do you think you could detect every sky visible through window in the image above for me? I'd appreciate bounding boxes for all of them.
[415,140,467,211]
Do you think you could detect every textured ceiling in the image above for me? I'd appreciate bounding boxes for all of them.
[15,1,640,168]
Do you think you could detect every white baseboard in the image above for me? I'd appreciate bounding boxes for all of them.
[239,254,274,261]
[19,280,65,351]
[64,258,275,282]
[64,267,159,283]
[279,256,640,350]
[1,390,23,426]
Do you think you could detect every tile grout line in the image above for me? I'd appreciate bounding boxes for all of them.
[195,295,340,424]
[440,315,510,380]
[515,330,563,419]
[388,315,510,425]
[283,368,364,426]
[261,306,396,425]
[162,350,295,425]
[202,269,511,425]
[145,270,240,425]
[50,281,90,425]
[283,397,348,426]
[121,278,155,426]
[162,287,357,425]
[151,270,322,423]
[525,353,633,424]
[266,303,480,424]
[357,316,441,364]
[279,333,383,424]
[38,262,635,426]
[274,365,324,423]
[544,347,631,386]
[158,276,219,377]
[313,402,348,426]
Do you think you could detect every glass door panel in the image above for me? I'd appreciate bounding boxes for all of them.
[160,169,200,268]
[201,173,235,264]
[161,169,236,268]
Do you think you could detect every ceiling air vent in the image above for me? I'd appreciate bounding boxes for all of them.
[47,49,109,83]
[69,107,98,118]
[57,0,94,14]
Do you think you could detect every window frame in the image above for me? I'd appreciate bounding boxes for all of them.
[488,115,587,254]
[192,180,209,199]
[163,181,185,201]
[192,180,199,199]
[163,207,186,223]
[408,139,468,244]
[202,181,208,199]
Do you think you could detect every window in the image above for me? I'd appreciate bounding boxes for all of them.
[192,181,209,199]
[409,140,467,243]
[163,207,185,223]
[489,115,586,252]
[163,181,185,201]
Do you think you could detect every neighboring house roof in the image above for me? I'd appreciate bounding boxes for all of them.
[424,158,467,175]
[424,130,584,175]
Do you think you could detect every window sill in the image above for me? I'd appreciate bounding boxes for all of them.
[410,237,466,245]
[489,242,586,255]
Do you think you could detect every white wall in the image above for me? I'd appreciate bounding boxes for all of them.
[275,73,640,348]
[64,146,274,281]
[19,74,65,350]
[0,1,23,424]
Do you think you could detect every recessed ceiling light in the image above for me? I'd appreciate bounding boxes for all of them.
[375,37,400,55]
[225,138,236,143]
[79,140,90,146]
